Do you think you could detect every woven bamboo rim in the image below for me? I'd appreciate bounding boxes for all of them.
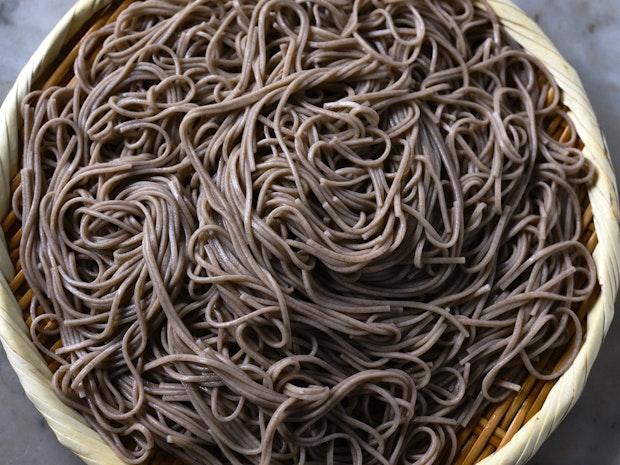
[0,1,618,464]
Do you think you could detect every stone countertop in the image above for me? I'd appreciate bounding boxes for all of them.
[0,1,618,464]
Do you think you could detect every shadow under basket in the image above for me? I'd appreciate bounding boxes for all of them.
[0,1,617,465]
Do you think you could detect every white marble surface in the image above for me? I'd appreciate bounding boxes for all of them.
[0,1,618,464]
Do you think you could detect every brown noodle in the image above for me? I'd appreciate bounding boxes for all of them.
[16,0,595,463]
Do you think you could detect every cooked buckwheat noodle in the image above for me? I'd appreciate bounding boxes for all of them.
[16,0,596,463]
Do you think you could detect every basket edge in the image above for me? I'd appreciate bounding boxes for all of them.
[478,1,620,464]
[0,0,125,464]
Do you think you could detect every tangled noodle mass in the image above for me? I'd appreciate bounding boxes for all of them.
[17,0,595,463]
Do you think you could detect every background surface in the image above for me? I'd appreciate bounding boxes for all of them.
[0,1,618,464]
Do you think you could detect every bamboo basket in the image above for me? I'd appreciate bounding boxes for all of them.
[0,1,618,464]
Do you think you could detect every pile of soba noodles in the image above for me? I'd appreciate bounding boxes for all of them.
[17,0,596,463]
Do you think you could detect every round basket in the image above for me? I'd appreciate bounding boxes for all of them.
[0,1,618,464]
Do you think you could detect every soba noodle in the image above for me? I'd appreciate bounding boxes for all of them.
[16,0,596,463]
